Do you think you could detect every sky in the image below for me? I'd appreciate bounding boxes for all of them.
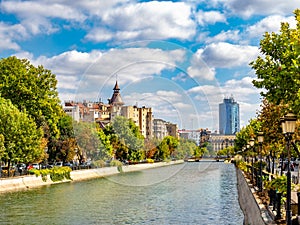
[0,0,299,132]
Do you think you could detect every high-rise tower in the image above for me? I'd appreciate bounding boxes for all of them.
[219,96,240,135]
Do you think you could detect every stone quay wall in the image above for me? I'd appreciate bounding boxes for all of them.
[236,167,275,225]
[0,160,184,193]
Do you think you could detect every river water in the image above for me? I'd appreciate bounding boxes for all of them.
[0,162,244,225]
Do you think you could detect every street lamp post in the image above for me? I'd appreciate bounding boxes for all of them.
[281,113,297,225]
[249,138,255,185]
[257,132,264,192]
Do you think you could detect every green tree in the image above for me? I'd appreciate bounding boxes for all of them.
[144,138,159,159]
[156,139,170,160]
[105,116,144,161]
[177,138,197,159]
[257,99,287,162]
[155,136,179,160]
[98,128,114,160]
[164,136,179,158]
[0,56,63,138]
[0,97,43,171]
[73,121,100,162]
[52,115,78,163]
[250,9,300,113]
[234,119,261,153]
[0,134,5,160]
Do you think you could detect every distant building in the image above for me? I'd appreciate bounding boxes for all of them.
[219,96,240,135]
[121,105,153,138]
[63,81,154,139]
[63,103,80,122]
[153,119,168,139]
[210,134,235,152]
[108,81,124,121]
[178,129,210,146]
[153,119,178,139]
[166,122,178,138]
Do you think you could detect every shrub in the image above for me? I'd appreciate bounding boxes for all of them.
[264,175,292,195]
[93,160,105,168]
[110,159,122,167]
[146,158,154,163]
[110,160,123,172]
[30,167,72,182]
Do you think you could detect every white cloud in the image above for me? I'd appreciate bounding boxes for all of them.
[222,0,300,18]
[0,22,29,51]
[1,1,86,21]
[77,0,132,17]
[85,28,114,43]
[222,77,260,101]
[123,89,198,128]
[239,101,261,127]
[1,1,86,36]
[24,47,186,102]
[85,1,196,42]
[188,76,261,129]
[246,15,296,38]
[196,10,227,26]
[35,50,102,76]
[197,42,259,68]
[187,53,216,80]
[203,30,240,43]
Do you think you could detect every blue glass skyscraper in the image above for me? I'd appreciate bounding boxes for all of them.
[219,96,240,135]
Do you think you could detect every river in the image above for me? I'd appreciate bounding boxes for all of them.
[0,162,244,225]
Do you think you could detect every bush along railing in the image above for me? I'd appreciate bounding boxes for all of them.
[29,166,72,182]
[110,160,123,172]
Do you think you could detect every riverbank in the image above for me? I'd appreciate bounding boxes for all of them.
[0,160,184,193]
[236,168,277,225]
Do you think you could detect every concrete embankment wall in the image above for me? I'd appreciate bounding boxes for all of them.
[0,160,183,193]
[236,168,266,225]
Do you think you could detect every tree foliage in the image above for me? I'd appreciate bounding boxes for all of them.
[256,99,287,158]
[73,121,99,162]
[251,9,300,114]
[234,119,261,155]
[0,56,63,138]
[110,116,144,161]
[177,138,197,159]
[97,128,113,160]
[155,136,179,160]
[0,97,43,166]
[49,115,76,163]
[0,134,5,160]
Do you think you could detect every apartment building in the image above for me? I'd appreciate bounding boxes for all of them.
[120,105,153,138]
[153,119,178,139]
[63,81,154,139]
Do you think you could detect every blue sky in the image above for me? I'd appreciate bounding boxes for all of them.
[0,0,299,131]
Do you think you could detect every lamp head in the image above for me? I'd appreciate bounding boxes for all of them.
[257,131,264,143]
[284,113,297,134]
[249,137,255,147]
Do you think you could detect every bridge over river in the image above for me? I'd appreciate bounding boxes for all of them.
[0,162,244,225]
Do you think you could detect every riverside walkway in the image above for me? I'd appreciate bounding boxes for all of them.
[0,160,184,193]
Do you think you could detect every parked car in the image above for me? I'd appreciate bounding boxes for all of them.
[27,163,40,170]
[80,161,91,169]
[16,163,26,175]
[47,163,54,168]
[54,162,63,167]
[63,162,73,168]
[32,163,40,169]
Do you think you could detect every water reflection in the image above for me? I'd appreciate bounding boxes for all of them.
[0,162,243,225]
